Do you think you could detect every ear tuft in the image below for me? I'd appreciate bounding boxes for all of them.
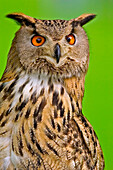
[6,13,36,26]
[74,13,96,26]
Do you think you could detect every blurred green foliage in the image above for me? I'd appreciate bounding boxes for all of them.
[0,0,113,169]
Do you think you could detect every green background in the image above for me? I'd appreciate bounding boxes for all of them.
[0,0,113,169]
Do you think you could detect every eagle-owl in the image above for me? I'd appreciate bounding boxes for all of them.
[0,13,104,169]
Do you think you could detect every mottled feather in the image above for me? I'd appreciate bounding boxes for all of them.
[0,13,104,170]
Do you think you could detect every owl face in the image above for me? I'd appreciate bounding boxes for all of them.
[7,13,96,79]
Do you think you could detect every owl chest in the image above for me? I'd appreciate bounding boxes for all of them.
[8,76,76,166]
[11,76,74,132]
[0,76,77,169]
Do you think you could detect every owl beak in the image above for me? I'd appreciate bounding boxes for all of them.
[54,43,61,63]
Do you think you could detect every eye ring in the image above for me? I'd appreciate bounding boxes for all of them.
[66,34,76,45]
[31,35,46,47]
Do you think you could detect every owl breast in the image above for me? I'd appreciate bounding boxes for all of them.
[0,73,104,169]
[10,74,76,169]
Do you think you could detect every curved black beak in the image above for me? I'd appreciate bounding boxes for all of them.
[54,43,61,63]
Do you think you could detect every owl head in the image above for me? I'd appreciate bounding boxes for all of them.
[6,13,95,80]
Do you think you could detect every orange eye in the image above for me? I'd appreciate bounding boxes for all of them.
[31,35,46,47]
[66,34,76,45]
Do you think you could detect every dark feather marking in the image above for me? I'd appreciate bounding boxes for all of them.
[86,159,91,168]
[46,143,59,156]
[5,108,12,116]
[60,20,65,25]
[71,103,75,112]
[94,130,98,139]
[0,111,5,121]
[34,98,46,118]
[30,129,35,144]
[29,87,33,92]
[60,107,64,117]
[40,80,43,85]
[76,101,79,108]
[40,88,44,96]
[48,84,54,93]
[0,83,5,92]
[93,160,97,169]
[67,110,70,121]
[37,113,42,122]
[14,113,19,122]
[36,157,41,167]
[63,117,66,126]
[34,119,37,129]
[73,133,78,138]
[81,115,89,127]
[79,108,82,115]
[67,57,75,62]
[0,130,8,135]
[65,123,72,135]
[67,136,72,143]
[31,91,36,100]
[22,123,24,134]
[45,131,54,140]
[50,116,55,129]
[69,94,73,102]
[92,136,94,142]
[94,141,97,147]
[75,82,77,88]
[20,112,23,117]
[71,21,75,33]
[18,79,29,93]
[34,108,39,118]
[32,96,37,104]
[73,119,91,155]
[30,90,37,104]
[19,94,23,102]
[63,127,69,135]
[8,80,16,90]
[12,140,14,151]
[16,99,28,111]
[48,77,51,85]
[25,108,31,119]
[36,141,44,154]
[94,148,96,154]
[18,131,23,156]
[26,142,35,155]
[61,87,64,95]
[54,109,57,118]
[2,93,9,100]
[57,123,61,132]
[52,91,59,106]
[57,100,63,110]
[101,153,104,159]
[4,87,9,93]
[0,119,8,127]
[89,128,92,134]
[7,77,18,93]
[45,125,56,140]
[8,93,15,101]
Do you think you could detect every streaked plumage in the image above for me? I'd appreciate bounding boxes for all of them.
[0,13,104,169]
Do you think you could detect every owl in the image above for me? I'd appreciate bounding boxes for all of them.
[0,13,104,170]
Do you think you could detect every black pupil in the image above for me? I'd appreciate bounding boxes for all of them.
[67,36,71,42]
[36,38,42,43]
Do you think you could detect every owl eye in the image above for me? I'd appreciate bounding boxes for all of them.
[66,34,76,45]
[31,35,46,47]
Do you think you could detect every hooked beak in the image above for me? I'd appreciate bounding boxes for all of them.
[54,43,61,63]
